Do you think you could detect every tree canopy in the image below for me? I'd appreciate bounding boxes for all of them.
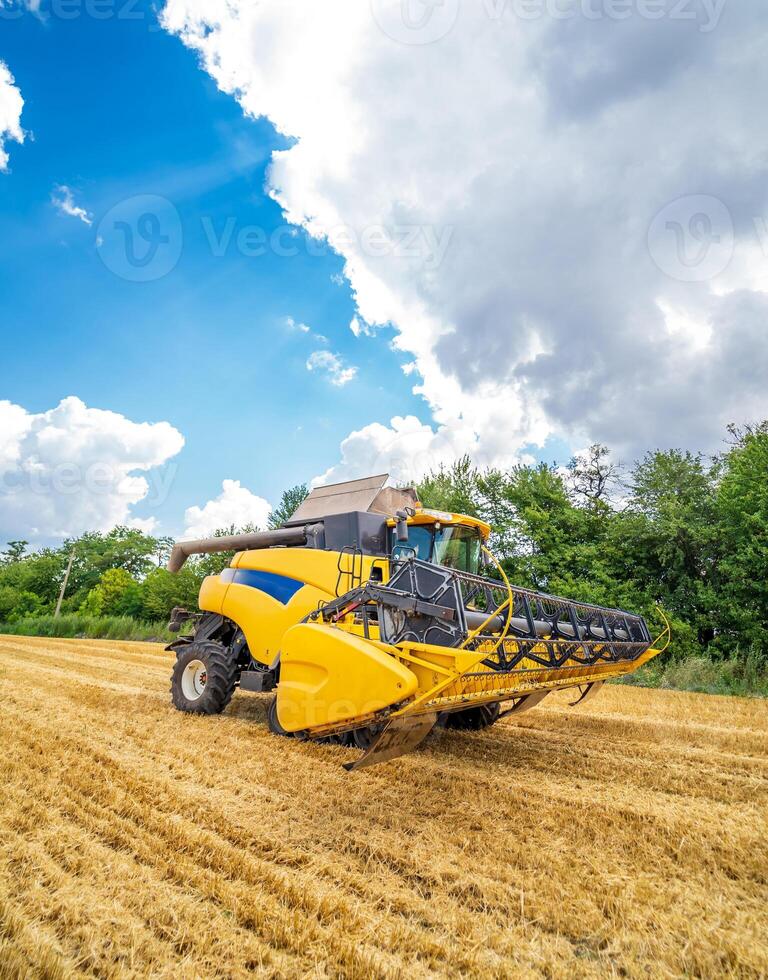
[1,430,766,661]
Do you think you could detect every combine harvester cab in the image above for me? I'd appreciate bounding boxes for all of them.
[166,475,667,770]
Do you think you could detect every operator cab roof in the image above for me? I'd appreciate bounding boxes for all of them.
[397,508,491,540]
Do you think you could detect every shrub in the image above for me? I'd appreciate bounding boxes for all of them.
[618,649,768,698]
[0,613,173,643]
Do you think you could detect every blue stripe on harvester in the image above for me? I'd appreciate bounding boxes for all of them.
[228,568,305,604]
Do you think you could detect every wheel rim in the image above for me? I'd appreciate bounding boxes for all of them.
[181,659,207,700]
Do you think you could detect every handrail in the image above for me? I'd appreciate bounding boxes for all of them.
[652,605,672,654]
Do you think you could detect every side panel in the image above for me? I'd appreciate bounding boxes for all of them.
[277,623,418,733]
[218,548,386,666]
[198,573,228,615]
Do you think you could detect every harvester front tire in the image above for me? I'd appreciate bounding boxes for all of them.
[171,641,238,715]
[441,702,501,731]
[266,696,294,738]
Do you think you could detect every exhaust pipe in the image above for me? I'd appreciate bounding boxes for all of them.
[167,525,322,574]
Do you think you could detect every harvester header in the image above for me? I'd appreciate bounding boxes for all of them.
[166,475,666,769]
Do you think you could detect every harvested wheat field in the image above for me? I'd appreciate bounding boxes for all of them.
[1,635,767,979]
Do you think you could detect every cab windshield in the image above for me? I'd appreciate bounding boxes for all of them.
[396,524,482,576]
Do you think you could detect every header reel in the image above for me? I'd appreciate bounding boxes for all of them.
[311,556,652,673]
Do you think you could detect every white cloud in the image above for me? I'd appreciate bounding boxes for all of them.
[349,315,376,338]
[0,397,184,541]
[313,414,492,487]
[0,60,24,171]
[51,185,93,226]
[163,0,768,475]
[306,349,357,386]
[284,315,328,343]
[182,479,272,538]
[283,315,310,333]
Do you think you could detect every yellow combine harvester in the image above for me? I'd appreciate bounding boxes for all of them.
[167,475,665,769]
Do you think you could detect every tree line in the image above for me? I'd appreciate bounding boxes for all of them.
[0,487,307,630]
[1,423,766,661]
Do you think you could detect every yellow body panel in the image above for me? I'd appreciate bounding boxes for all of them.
[199,547,382,667]
[198,511,486,670]
[198,573,227,614]
[277,623,418,733]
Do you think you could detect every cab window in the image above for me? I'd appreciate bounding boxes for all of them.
[433,525,482,575]
[392,525,433,562]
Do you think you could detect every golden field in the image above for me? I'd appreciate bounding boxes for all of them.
[0,634,766,979]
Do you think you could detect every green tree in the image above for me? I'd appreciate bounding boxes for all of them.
[1,540,28,563]
[139,566,203,621]
[715,423,768,655]
[496,463,582,592]
[567,444,621,506]
[0,585,42,622]
[625,450,717,647]
[416,457,483,519]
[0,585,20,620]
[80,568,143,617]
[268,484,309,529]
[62,526,162,603]
[0,549,68,610]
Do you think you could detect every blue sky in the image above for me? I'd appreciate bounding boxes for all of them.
[3,0,756,543]
[0,2,432,535]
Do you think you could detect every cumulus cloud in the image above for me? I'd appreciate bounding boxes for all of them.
[51,185,93,226]
[313,414,490,487]
[0,397,184,541]
[0,60,24,171]
[306,349,357,386]
[182,479,272,538]
[162,0,768,478]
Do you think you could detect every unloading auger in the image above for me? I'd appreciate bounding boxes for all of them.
[166,475,667,769]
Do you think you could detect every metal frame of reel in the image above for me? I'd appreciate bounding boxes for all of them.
[310,557,652,672]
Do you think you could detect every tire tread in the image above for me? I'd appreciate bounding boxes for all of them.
[171,640,238,715]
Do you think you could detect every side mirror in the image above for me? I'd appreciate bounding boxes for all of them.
[395,509,409,543]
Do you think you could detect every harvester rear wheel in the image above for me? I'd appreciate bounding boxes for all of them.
[441,702,501,731]
[171,641,237,715]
